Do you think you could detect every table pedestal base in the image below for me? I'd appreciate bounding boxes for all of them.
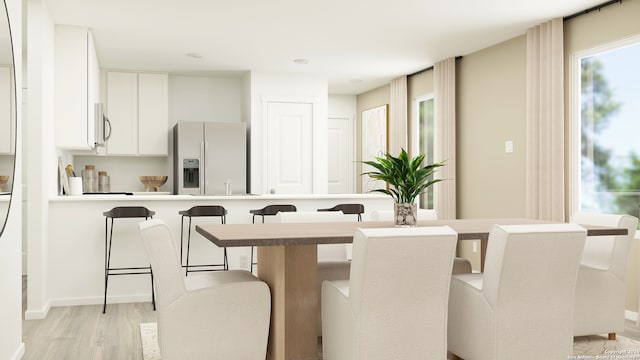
[258,245,319,360]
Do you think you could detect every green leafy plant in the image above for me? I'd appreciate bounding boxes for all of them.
[362,148,445,204]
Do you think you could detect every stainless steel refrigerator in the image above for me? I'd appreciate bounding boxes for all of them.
[173,121,247,195]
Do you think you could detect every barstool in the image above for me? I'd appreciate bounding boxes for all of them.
[179,205,228,276]
[248,204,297,272]
[103,206,156,313]
[317,203,365,221]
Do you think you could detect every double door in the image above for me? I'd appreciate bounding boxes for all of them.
[105,71,168,156]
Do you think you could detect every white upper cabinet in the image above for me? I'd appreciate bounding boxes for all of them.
[138,73,168,155]
[105,71,168,156]
[105,72,137,155]
[55,25,100,150]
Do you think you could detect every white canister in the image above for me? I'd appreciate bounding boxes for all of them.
[98,171,110,192]
[69,177,83,195]
[82,165,98,193]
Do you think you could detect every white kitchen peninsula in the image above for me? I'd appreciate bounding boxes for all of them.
[47,193,392,309]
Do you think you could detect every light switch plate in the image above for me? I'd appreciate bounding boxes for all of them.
[505,140,514,153]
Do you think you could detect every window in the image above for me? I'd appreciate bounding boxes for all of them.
[572,37,640,218]
[413,95,435,209]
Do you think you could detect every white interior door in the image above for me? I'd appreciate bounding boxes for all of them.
[328,117,353,193]
[266,102,313,194]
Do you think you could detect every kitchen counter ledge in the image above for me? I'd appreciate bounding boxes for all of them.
[45,192,392,311]
[50,193,389,202]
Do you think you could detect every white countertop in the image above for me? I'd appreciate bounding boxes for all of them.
[50,193,389,202]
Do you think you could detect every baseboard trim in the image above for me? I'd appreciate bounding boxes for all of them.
[24,302,51,320]
[625,309,638,323]
[49,294,154,308]
[11,343,24,360]
[24,294,153,319]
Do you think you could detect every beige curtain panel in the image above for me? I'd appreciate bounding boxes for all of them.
[526,18,565,222]
[389,75,408,156]
[434,57,457,219]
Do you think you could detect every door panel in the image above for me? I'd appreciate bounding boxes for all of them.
[328,117,352,194]
[266,102,313,194]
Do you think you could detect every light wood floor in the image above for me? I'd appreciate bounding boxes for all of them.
[21,276,640,359]
[22,277,156,360]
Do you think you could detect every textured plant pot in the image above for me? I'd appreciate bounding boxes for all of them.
[394,202,417,227]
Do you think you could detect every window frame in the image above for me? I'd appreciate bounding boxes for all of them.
[569,34,640,216]
[412,93,435,209]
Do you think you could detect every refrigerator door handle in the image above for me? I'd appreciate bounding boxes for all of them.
[200,141,206,195]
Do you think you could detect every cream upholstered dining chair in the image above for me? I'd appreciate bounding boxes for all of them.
[570,212,638,340]
[447,224,587,360]
[275,211,348,336]
[322,226,458,360]
[370,209,472,274]
[138,219,271,360]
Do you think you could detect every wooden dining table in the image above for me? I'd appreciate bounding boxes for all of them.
[195,218,627,360]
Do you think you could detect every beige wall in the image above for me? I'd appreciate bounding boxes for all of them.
[457,35,528,220]
[563,0,640,315]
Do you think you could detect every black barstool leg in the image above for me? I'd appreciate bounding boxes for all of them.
[185,217,193,276]
[180,215,185,268]
[150,267,156,310]
[250,215,264,273]
[250,247,254,273]
[103,217,115,314]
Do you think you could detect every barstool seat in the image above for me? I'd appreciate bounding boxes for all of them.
[318,203,365,221]
[250,204,297,223]
[248,204,297,272]
[103,206,156,313]
[179,206,228,276]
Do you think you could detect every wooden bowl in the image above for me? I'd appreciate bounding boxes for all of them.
[139,176,168,192]
[0,176,8,192]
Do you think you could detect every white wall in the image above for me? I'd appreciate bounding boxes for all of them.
[25,0,56,322]
[168,75,242,124]
[0,0,23,357]
[328,94,356,119]
[248,71,328,194]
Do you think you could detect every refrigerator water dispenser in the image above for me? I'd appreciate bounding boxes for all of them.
[183,159,200,188]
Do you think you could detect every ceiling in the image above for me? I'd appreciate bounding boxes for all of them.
[43,0,606,95]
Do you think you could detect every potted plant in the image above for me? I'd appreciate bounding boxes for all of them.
[362,148,445,226]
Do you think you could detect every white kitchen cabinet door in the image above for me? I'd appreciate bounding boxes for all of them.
[55,25,98,150]
[266,101,313,194]
[0,66,11,154]
[327,117,353,194]
[87,32,100,144]
[106,72,138,155]
[138,73,168,155]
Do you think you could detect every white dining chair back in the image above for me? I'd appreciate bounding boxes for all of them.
[139,219,271,360]
[570,212,638,338]
[447,223,586,360]
[369,208,471,274]
[322,226,458,360]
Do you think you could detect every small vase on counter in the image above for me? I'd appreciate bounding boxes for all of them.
[98,171,110,192]
[81,165,98,193]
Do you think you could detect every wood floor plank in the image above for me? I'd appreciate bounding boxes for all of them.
[20,276,640,359]
[22,277,156,360]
